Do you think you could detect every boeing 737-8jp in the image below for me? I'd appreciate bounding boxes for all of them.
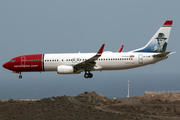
[3,20,174,79]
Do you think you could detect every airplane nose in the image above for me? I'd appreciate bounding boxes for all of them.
[3,63,6,68]
[2,62,9,70]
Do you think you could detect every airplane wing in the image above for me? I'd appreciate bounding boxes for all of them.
[74,44,105,73]
[153,51,171,57]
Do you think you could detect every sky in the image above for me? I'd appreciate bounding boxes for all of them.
[0,0,180,99]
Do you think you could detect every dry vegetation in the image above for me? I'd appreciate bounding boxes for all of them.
[1,92,180,120]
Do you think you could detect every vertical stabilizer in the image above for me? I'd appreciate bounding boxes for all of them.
[130,20,173,53]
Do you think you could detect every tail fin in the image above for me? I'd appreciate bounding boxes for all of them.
[130,20,173,53]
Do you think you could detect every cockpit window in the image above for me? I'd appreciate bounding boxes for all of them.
[10,60,16,62]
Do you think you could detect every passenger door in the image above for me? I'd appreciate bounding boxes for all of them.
[21,56,26,67]
[138,54,143,64]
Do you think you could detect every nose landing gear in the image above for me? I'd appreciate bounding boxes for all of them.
[19,73,22,79]
[13,71,22,79]
[84,71,93,78]
[19,75,22,79]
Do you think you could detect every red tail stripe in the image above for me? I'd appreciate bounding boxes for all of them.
[163,20,173,26]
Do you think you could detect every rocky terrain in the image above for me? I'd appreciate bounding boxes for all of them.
[1,92,180,120]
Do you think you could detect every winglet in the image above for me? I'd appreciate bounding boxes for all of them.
[118,45,124,53]
[97,44,105,55]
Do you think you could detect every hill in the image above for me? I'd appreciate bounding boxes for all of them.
[1,91,180,120]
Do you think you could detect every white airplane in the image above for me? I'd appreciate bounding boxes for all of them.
[3,20,174,79]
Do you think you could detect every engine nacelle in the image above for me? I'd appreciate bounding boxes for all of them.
[57,65,74,74]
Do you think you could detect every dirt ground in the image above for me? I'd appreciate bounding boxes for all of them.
[1,92,180,120]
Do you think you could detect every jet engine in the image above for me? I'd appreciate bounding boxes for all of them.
[57,65,74,74]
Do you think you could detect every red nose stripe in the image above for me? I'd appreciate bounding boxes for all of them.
[3,54,44,72]
[18,54,44,72]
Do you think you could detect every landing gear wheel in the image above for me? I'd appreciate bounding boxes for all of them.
[84,71,93,78]
[19,75,22,79]
[84,73,89,78]
[88,73,93,78]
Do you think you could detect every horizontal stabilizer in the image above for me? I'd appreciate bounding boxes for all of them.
[169,51,177,55]
[153,51,171,57]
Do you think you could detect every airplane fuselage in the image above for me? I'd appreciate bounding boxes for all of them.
[44,52,164,71]
[3,52,166,73]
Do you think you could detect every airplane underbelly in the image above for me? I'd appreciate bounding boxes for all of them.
[44,63,58,71]
[99,61,138,70]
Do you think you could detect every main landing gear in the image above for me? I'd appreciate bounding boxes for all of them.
[84,71,93,78]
